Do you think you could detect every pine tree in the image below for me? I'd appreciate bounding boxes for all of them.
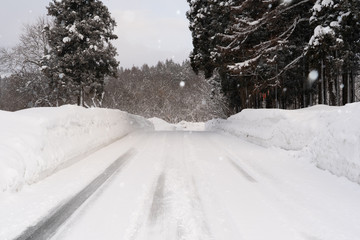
[308,0,360,105]
[189,0,313,110]
[187,0,235,78]
[42,0,119,106]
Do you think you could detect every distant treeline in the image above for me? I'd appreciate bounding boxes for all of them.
[103,60,228,122]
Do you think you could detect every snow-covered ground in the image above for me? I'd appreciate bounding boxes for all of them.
[149,117,205,131]
[3,131,358,240]
[0,105,153,192]
[1,104,360,240]
[206,103,360,185]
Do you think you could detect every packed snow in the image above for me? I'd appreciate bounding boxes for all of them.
[148,117,176,131]
[206,103,360,184]
[0,105,153,192]
[148,117,205,131]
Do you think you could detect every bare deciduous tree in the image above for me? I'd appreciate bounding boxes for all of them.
[0,17,56,109]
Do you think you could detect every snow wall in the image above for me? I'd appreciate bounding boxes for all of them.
[206,103,360,184]
[148,117,205,131]
[0,105,154,192]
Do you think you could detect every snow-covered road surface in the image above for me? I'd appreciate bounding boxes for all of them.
[5,131,360,240]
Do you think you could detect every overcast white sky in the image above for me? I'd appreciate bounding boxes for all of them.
[0,0,193,68]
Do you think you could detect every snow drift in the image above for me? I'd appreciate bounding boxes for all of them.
[0,105,153,192]
[206,103,360,184]
[148,117,177,131]
[148,117,205,131]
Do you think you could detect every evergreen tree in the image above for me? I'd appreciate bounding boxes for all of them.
[188,0,314,111]
[42,0,118,106]
[308,0,360,105]
[187,0,235,78]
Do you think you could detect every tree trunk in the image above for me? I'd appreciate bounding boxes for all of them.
[255,92,258,109]
[77,86,84,106]
[321,59,325,104]
[347,72,351,104]
[336,71,340,106]
[335,51,341,106]
[302,57,306,108]
[351,71,355,102]
[275,64,279,108]
[342,73,348,105]
[245,86,248,108]
[275,86,278,108]
[329,79,336,106]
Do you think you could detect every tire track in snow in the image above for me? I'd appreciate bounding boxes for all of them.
[14,149,135,240]
[124,133,169,240]
[146,166,212,240]
[227,157,257,183]
[127,132,212,240]
[183,132,248,239]
[148,173,166,225]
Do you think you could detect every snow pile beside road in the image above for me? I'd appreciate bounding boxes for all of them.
[148,117,176,131]
[174,121,205,131]
[149,118,205,131]
[206,103,360,184]
[0,105,153,192]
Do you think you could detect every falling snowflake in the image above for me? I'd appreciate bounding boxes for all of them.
[309,70,319,81]
[180,81,185,88]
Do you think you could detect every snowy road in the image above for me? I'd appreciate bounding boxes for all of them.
[9,131,360,240]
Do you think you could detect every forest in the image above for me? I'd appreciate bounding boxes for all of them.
[187,0,360,112]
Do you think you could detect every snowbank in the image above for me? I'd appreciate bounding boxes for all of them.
[148,117,177,131]
[0,105,153,192]
[148,117,205,131]
[206,103,360,184]
[174,121,205,131]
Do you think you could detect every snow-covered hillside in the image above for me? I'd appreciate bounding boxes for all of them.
[206,103,360,184]
[0,105,153,192]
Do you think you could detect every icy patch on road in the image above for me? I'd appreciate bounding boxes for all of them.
[206,103,360,184]
[0,105,153,192]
